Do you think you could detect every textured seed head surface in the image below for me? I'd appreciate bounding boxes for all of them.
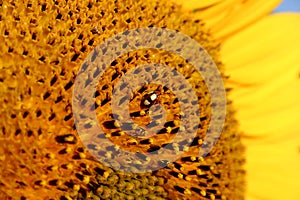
[0,0,245,200]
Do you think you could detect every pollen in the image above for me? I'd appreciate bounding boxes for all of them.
[0,0,245,199]
[166,126,172,133]
[73,184,80,192]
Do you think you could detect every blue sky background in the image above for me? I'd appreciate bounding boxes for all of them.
[274,0,300,12]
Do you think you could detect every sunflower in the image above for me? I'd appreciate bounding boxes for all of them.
[177,0,300,199]
[0,0,299,200]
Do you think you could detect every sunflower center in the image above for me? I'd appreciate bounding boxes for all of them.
[0,0,245,199]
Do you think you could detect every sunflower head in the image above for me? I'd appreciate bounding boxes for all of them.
[0,0,245,199]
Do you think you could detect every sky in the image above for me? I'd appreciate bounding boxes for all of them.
[274,0,300,12]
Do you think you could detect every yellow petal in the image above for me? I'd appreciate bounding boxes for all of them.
[212,0,283,40]
[245,138,300,200]
[230,66,300,105]
[192,0,282,41]
[222,13,300,79]
[186,0,238,32]
[196,0,238,22]
[175,0,222,10]
[231,66,300,135]
[176,0,281,42]
[224,13,300,199]
[222,13,300,139]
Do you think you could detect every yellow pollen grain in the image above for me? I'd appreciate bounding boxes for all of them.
[114,121,120,128]
[105,152,112,159]
[103,171,110,179]
[79,153,86,159]
[148,138,154,144]
[128,138,138,145]
[40,180,47,187]
[132,123,138,129]
[56,180,63,186]
[119,131,125,136]
[183,146,189,152]
[134,160,142,165]
[196,169,203,175]
[83,176,90,184]
[210,194,216,200]
[73,185,80,191]
[65,147,72,153]
[174,120,180,126]
[178,173,184,179]
[166,126,172,133]
[66,164,73,170]
[47,153,55,159]
[65,135,75,142]
[184,189,192,195]
[140,110,146,116]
